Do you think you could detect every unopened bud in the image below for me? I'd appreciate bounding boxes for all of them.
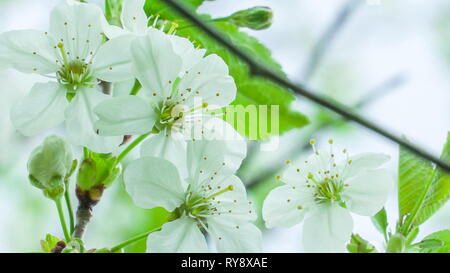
[76,152,121,204]
[229,6,273,30]
[27,135,73,200]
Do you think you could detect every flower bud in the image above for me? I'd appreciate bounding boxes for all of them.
[229,6,273,30]
[76,152,121,203]
[27,135,73,200]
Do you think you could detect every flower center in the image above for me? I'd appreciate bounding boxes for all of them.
[308,174,345,203]
[56,43,96,92]
[156,102,208,130]
[172,185,234,230]
[302,139,351,204]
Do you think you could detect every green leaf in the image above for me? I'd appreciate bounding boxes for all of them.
[420,230,450,253]
[144,1,309,139]
[346,234,377,253]
[371,208,388,240]
[415,133,450,225]
[144,0,203,14]
[398,145,434,218]
[40,233,60,253]
[398,133,450,234]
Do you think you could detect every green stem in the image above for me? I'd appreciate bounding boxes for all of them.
[64,189,75,235]
[110,227,161,252]
[55,198,71,242]
[117,133,151,163]
[83,147,90,159]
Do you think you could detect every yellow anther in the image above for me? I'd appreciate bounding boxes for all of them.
[297,205,303,210]
[285,160,291,164]
[309,139,316,145]
[328,139,334,144]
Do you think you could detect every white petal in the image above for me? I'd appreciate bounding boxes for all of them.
[176,54,236,109]
[124,156,185,211]
[131,29,182,100]
[121,0,148,34]
[207,175,256,222]
[183,116,246,173]
[112,79,135,97]
[64,87,122,153]
[50,0,104,60]
[208,221,262,253]
[263,185,314,228]
[342,168,393,216]
[169,35,206,72]
[340,153,390,180]
[94,95,156,136]
[302,203,353,253]
[140,130,188,178]
[186,139,231,186]
[11,82,68,136]
[0,30,58,74]
[147,216,208,253]
[282,151,331,186]
[93,35,135,82]
[102,22,128,40]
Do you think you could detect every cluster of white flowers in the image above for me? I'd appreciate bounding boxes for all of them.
[1,0,393,253]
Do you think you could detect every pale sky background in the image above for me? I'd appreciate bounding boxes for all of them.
[0,0,449,252]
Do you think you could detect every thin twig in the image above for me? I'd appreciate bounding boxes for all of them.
[163,0,450,173]
[303,0,362,81]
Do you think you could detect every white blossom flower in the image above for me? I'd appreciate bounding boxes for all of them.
[263,140,393,253]
[124,139,261,253]
[94,28,241,173]
[0,0,134,153]
[102,0,206,104]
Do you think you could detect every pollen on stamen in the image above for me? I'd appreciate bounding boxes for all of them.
[285,160,291,164]
[276,175,281,180]
[297,205,303,210]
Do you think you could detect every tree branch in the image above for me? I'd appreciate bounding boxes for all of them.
[164,0,450,173]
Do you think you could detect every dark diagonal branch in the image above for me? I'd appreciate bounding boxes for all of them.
[164,0,450,173]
